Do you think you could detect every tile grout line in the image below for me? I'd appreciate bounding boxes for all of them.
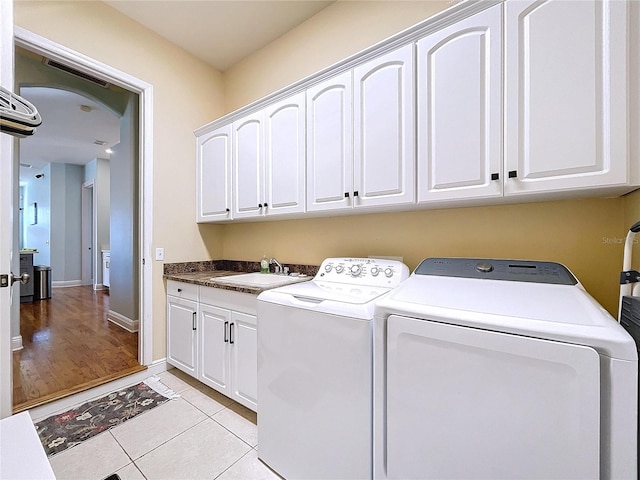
[128,416,211,464]
[212,447,256,480]
[210,415,257,450]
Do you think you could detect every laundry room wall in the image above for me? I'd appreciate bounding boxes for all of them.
[216,0,630,317]
[14,0,226,360]
[223,0,449,113]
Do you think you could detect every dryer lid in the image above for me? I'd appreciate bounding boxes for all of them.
[375,274,638,361]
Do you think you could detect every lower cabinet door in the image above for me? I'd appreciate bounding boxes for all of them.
[230,311,258,411]
[199,304,231,395]
[166,296,198,376]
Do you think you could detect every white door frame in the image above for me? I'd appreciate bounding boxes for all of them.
[0,0,15,419]
[13,28,154,368]
[81,181,95,287]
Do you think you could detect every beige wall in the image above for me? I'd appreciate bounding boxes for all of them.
[14,0,226,359]
[219,199,626,316]
[223,0,449,112]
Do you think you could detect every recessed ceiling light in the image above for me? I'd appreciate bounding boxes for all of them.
[105,148,113,154]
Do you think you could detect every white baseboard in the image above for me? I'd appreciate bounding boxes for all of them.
[11,335,23,351]
[108,310,139,332]
[52,280,83,288]
[28,359,168,422]
[93,283,107,291]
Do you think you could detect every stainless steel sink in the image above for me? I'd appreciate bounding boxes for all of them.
[212,272,309,288]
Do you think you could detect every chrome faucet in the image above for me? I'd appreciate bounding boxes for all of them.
[269,257,283,274]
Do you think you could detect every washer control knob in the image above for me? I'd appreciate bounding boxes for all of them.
[370,266,380,276]
[350,264,362,277]
[335,265,345,273]
[384,267,394,278]
[476,262,493,273]
[324,264,333,273]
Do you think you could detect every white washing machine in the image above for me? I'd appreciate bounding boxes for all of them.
[257,257,409,480]
[373,258,638,480]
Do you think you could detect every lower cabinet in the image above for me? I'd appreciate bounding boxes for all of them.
[199,305,257,411]
[229,311,258,410]
[166,294,198,377]
[166,280,258,412]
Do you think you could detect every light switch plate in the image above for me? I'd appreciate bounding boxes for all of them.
[155,248,164,261]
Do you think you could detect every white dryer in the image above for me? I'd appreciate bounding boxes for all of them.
[373,258,638,480]
[257,257,409,480]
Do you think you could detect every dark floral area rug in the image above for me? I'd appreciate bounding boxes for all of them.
[35,379,175,456]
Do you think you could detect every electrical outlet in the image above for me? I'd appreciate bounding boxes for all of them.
[155,248,164,261]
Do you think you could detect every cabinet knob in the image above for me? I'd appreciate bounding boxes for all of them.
[353,191,359,197]
[508,170,518,179]
[264,202,268,207]
[177,288,182,293]
[258,203,263,208]
[491,173,499,181]
[225,208,230,213]
[344,192,350,198]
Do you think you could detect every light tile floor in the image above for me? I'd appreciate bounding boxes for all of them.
[45,369,281,480]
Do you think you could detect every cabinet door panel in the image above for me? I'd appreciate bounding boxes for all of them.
[265,92,306,216]
[167,296,197,376]
[306,71,353,212]
[233,112,264,218]
[196,126,232,222]
[505,0,628,194]
[354,44,415,208]
[417,4,502,203]
[231,312,257,411]
[199,304,230,395]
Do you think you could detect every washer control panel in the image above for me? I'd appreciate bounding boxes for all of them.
[317,258,410,287]
[415,258,578,285]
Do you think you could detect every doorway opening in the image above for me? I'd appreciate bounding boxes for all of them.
[10,30,153,412]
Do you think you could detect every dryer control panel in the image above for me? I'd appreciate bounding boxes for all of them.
[316,258,410,287]
[415,258,578,285]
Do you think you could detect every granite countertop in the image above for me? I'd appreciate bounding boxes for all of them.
[163,260,318,296]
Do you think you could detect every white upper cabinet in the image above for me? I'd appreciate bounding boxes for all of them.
[417,5,503,203]
[196,0,638,222]
[504,0,631,195]
[306,71,353,212]
[232,112,264,219]
[264,92,306,216]
[354,44,416,208]
[233,93,306,220]
[196,125,232,222]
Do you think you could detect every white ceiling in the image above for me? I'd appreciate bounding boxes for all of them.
[19,87,120,176]
[18,1,334,179]
[104,1,334,71]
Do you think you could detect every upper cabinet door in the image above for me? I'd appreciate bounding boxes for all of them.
[306,71,353,212]
[196,125,232,222]
[417,4,503,204]
[233,112,264,219]
[264,92,306,216]
[505,0,629,195]
[354,44,416,208]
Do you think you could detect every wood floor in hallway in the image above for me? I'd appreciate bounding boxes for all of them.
[13,286,144,413]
